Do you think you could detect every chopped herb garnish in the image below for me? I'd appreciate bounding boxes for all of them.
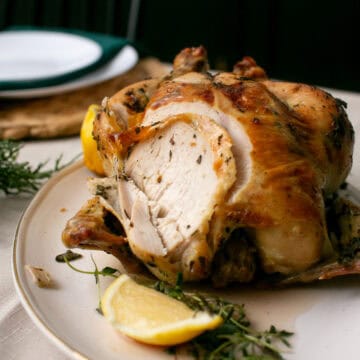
[55,250,82,262]
[225,156,232,164]
[338,237,360,264]
[95,184,110,199]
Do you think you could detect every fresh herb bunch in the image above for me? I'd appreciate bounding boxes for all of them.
[59,253,293,359]
[154,274,293,360]
[0,139,69,195]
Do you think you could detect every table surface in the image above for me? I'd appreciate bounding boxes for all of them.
[1,87,359,360]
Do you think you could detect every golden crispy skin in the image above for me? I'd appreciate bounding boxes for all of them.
[64,47,354,285]
[263,80,354,193]
[144,72,332,274]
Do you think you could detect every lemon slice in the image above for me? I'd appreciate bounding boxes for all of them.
[80,104,105,175]
[101,275,223,346]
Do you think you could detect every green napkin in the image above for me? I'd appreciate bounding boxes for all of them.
[0,26,129,91]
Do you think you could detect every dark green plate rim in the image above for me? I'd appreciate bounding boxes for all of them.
[0,26,129,90]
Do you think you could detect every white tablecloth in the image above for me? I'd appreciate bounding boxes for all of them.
[0,137,81,360]
[0,88,359,359]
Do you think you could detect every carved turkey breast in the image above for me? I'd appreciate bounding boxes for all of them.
[62,47,355,286]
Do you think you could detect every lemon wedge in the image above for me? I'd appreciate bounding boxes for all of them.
[101,275,223,346]
[80,104,105,175]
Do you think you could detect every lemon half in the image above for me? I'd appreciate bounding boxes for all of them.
[80,104,105,175]
[101,275,223,346]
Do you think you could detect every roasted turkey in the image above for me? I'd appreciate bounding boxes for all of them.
[62,47,357,286]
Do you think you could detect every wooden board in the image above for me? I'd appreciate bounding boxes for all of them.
[0,58,168,140]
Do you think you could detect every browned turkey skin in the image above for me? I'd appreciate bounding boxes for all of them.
[62,47,355,286]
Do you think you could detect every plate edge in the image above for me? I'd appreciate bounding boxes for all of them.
[11,159,90,360]
[0,45,138,99]
[0,30,102,83]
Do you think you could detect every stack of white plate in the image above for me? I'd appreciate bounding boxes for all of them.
[0,30,138,98]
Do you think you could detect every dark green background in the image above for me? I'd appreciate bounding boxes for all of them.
[1,0,359,91]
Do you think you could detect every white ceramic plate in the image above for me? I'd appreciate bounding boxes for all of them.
[12,159,360,360]
[0,45,138,98]
[0,31,102,81]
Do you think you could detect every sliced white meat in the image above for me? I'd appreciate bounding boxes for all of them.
[143,101,252,204]
[116,116,236,281]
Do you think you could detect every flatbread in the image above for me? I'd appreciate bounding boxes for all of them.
[0,58,168,140]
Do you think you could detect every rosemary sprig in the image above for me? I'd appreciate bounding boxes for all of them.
[154,275,293,360]
[0,139,77,195]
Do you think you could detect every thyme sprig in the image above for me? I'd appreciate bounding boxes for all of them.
[61,252,119,279]
[61,252,120,314]
[154,274,293,360]
[0,139,77,195]
[60,256,293,359]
